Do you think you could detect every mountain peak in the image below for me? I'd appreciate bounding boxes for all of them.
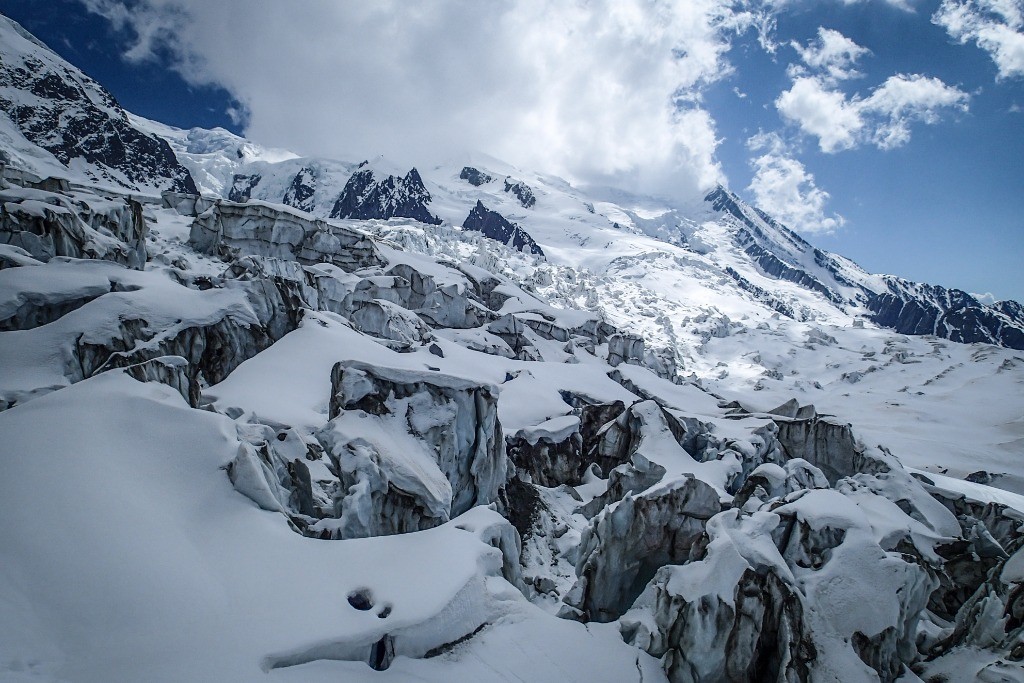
[0,16,196,193]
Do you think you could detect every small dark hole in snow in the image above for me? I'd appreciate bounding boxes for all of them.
[347,589,373,611]
[377,604,392,619]
[276,432,288,441]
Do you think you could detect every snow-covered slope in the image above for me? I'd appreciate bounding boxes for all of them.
[0,16,196,193]
[2,13,1024,683]
[134,112,1024,352]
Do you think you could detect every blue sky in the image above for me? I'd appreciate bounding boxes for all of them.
[706,1,1024,302]
[2,0,1022,301]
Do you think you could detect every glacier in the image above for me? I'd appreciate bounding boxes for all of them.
[1,12,1023,683]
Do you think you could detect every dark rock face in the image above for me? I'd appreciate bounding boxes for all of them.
[503,178,536,208]
[0,17,197,193]
[329,165,441,225]
[724,266,798,319]
[462,201,544,256]
[708,185,844,308]
[705,186,811,258]
[282,166,317,212]
[228,174,261,203]
[740,239,843,305]
[459,167,492,186]
[866,277,1024,350]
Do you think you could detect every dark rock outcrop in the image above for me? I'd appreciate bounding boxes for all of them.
[282,166,317,212]
[462,201,543,255]
[459,167,492,186]
[503,178,536,208]
[330,165,441,225]
[228,173,261,203]
[866,277,1024,350]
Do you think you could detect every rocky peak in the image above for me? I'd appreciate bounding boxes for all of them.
[282,166,317,212]
[228,173,261,203]
[329,165,441,224]
[462,200,543,256]
[0,16,197,194]
[459,166,492,186]
[503,178,536,208]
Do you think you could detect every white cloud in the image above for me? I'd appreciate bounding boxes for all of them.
[845,0,916,10]
[933,0,1024,79]
[79,0,759,199]
[860,73,972,148]
[775,76,865,151]
[790,27,871,82]
[776,70,969,152]
[746,131,845,234]
[778,27,968,152]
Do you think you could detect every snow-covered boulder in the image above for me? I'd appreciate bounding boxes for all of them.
[0,186,147,268]
[507,415,584,487]
[564,476,722,623]
[624,496,938,683]
[318,361,508,538]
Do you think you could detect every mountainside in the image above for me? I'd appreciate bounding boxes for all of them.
[2,14,1024,683]
[127,113,1024,354]
[0,15,196,193]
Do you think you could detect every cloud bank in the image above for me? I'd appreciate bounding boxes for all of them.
[80,0,760,199]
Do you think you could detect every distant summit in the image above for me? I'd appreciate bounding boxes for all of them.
[462,201,544,256]
[330,165,441,224]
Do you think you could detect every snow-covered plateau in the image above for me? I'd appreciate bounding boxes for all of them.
[1,13,1023,683]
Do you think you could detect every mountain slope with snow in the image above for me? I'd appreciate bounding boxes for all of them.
[0,16,196,193]
[2,14,1024,683]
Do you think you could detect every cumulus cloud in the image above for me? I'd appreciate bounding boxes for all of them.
[746,131,844,234]
[78,0,760,199]
[860,73,972,147]
[790,27,871,82]
[777,30,969,153]
[776,76,865,151]
[933,0,1024,79]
